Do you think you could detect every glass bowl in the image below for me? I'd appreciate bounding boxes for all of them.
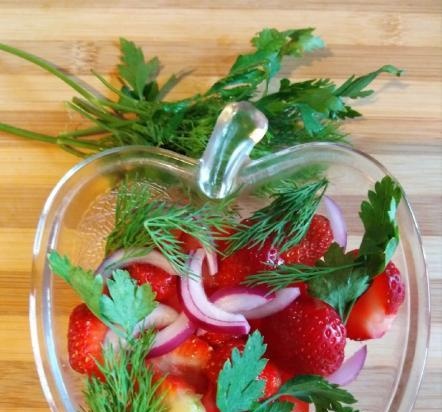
[30,141,430,412]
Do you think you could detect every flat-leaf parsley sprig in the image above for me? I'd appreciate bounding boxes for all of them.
[216,331,359,412]
[48,251,157,337]
[0,28,401,159]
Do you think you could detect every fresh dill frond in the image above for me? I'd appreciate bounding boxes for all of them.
[82,330,167,412]
[244,261,362,293]
[226,179,328,255]
[106,180,236,275]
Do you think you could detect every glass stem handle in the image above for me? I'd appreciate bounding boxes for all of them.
[197,102,268,199]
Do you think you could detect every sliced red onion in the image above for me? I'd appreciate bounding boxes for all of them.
[96,248,177,277]
[241,287,300,319]
[210,286,273,312]
[328,345,367,386]
[105,303,179,349]
[204,248,218,276]
[148,313,196,358]
[180,250,250,335]
[323,196,347,250]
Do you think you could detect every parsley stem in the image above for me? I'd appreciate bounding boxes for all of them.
[0,42,98,102]
[59,126,108,139]
[0,122,57,144]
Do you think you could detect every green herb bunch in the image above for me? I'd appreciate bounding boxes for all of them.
[0,28,401,158]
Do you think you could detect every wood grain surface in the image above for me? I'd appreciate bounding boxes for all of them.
[0,1,440,411]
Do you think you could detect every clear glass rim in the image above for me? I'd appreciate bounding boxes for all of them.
[29,143,430,411]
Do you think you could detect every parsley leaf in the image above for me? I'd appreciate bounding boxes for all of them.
[48,251,157,335]
[358,176,402,275]
[308,244,370,320]
[99,269,157,334]
[226,179,327,255]
[48,251,103,318]
[118,38,160,100]
[216,331,267,412]
[258,402,293,412]
[272,375,359,412]
[335,65,403,99]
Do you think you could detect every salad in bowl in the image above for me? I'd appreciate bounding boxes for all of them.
[30,102,428,412]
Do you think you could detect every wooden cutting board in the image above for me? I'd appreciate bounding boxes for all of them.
[0,1,440,411]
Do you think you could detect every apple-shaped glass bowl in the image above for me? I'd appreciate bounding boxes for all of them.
[30,103,429,412]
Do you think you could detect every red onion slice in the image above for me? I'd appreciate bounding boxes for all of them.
[105,303,179,349]
[210,286,273,312]
[241,287,300,319]
[180,250,250,335]
[328,345,367,386]
[323,196,347,250]
[204,248,218,276]
[96,248,177,277]
[148,313,196,358]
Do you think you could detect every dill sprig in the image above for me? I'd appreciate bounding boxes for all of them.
[244,261,362,292]
[82,331,167,412]
[226,179,328,255]
[106,181,236,275]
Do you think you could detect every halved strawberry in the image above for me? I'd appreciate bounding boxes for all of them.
[158,375,205,412]
[67,303,108,379]
[149,336,213,393]
[124,262,177,302]
[261,295,346,377]
[346,261,405,340]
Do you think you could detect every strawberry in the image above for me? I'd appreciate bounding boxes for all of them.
[124,262,177,302]
[215,215,332,289]
[67,303,108,378]
[346,261,405,340]
[199,330,241,347]
[205,340,246,383]
[205,340,282,400]
[149,336,213,392]
[259,361,282,399]
[215,237,283,289]
[202,384,220,412]
[261,295,346,377]
[158,375,205,412]
[280,214,333,266]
